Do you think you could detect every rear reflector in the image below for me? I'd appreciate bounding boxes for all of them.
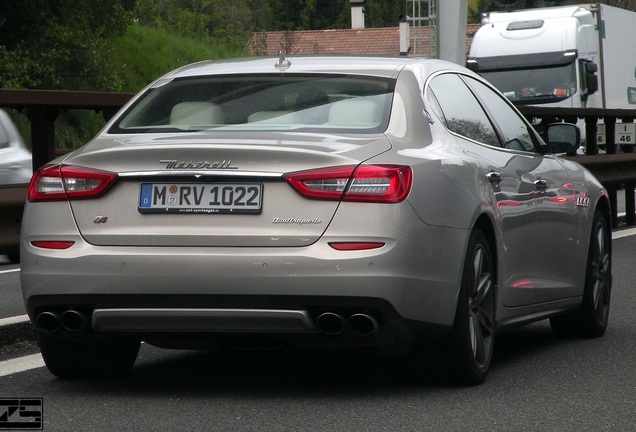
[31,241,75,250]
[285,165,412,203]
[329,242,385,251]
[28,165,118,202]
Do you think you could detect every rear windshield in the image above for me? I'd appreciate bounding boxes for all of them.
[109,74,395,134]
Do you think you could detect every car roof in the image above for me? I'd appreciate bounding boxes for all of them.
[160,56,468,80]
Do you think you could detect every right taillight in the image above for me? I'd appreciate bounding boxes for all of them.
[284,164,412,203]
[28,164,118,202]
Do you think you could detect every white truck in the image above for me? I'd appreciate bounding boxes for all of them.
[466,3,636,110]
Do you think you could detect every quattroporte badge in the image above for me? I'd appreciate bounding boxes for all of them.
[576,196,590,207]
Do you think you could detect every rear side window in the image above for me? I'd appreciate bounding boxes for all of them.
[110,74,395,135]
[426,73,499,147]
[462,76,538,152]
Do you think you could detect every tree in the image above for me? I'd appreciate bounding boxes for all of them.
[0,0,134,90]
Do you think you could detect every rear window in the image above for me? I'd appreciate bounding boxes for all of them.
[109,74,395,134]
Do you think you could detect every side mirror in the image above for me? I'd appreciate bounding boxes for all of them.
[545,123,581,155]
[580,60,599,98]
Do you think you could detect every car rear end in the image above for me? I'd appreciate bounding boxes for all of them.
[20,58,460,353]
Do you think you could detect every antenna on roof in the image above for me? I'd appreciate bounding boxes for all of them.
[275,52,291,71]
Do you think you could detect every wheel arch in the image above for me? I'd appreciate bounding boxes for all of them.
[472,213,500,328]
[595,194,612,232]
[473,213,498,284]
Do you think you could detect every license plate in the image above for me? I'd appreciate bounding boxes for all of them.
[139,183,262,214]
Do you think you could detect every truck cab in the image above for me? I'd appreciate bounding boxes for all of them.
[466,5,600,108]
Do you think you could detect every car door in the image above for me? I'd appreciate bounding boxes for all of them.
[428,72,580,307]
[461,75,581,306]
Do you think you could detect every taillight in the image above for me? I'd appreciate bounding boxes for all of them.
[28,165,118,202]
[31,241,75,250]
[284,165,412,203]
[329,242,385,251]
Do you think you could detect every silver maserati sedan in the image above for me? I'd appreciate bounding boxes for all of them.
[20,56,611,385]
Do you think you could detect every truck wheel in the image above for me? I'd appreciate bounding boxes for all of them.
[550,210,611,338]
[445,228,496,385]
[38,332,140,379]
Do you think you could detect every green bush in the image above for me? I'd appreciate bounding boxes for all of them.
[111,24,245,93]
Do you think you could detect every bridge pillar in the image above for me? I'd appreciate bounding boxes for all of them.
[26,106,59,170]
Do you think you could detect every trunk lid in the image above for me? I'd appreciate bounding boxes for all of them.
[65,132,390,247]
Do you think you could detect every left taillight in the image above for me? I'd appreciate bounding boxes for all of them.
[28,164,118,202]
[284,164,412,203]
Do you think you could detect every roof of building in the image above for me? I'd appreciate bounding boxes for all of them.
[246,24,481,58]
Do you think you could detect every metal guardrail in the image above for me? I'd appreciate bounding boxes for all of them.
[1,89,636,226]
[0,89,134,169]
[517,106,636,227]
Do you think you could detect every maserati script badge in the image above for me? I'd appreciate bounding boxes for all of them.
[159,159,238,170]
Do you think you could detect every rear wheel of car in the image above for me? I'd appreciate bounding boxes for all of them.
[444,228,496,386]
[550,209,611,338]
[38,332,140,379]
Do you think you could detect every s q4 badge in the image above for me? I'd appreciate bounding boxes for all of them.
[576,196,590,207]
[94,216,109,224]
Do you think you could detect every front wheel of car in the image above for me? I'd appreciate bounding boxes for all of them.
[444,228,496,386]
[38,332,140,379]
[550,209,611,338]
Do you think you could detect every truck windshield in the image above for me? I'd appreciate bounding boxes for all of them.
[479,62,577,105]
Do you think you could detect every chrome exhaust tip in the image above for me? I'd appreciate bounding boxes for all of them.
[348,313,378,336]
[316,312,346,335]
[60,310,86,332]
[36,311,60,332]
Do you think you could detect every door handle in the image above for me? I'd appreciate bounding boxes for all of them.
[534,179,549,191]
[486,171,503,184]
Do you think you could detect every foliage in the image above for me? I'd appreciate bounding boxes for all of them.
[134,0,264,51]
[0,0,134,91]
[111,24,244,92]
[4,0,636,150]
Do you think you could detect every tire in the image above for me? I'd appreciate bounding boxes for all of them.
[550,209,611,338]
[445,228,496,386]
[38,332,140,379]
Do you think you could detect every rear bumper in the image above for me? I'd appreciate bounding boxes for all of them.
[26,293,452,349]
[20,206,469,346]
[22,230,466,320]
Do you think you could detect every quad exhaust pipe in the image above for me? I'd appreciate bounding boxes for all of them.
[36,308,377,336]
[348,313,378,336]
[35,310,88,333]
[316,312,346,335]
[316,312,378,336]
[35,311,60,332]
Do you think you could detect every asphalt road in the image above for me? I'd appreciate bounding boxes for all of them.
[1,232,635,431]
[0,259,25,319]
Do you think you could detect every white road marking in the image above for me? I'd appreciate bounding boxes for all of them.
[0,314,29,327]
[0,268,20,274]
[613,227,636,239]
[0,354,45,377]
